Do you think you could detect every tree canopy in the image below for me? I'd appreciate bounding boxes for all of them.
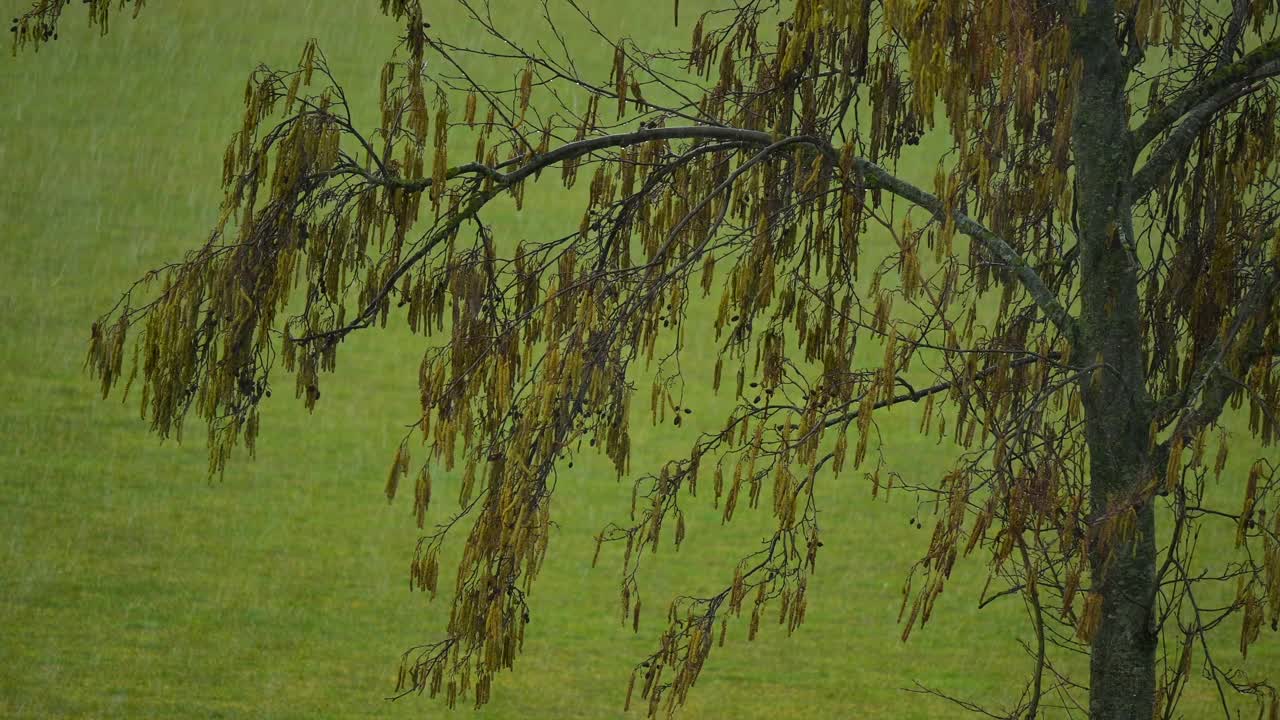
[13,0,1280,717]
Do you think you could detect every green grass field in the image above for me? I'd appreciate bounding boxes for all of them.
[1,3,1275,718]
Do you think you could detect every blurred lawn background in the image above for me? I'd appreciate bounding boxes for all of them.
[1,2,1274,718]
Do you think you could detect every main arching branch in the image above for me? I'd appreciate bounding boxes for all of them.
[311,126,1077,346]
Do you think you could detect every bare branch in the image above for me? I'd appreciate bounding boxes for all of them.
[1216,0,1252,68]
[823,352,1061,430]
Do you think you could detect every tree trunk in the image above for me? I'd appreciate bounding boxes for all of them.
[1070,4,1158,719]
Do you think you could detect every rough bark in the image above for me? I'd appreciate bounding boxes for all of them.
[1069,4,1158,719]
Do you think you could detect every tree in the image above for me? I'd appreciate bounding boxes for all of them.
[13,0,1280,717]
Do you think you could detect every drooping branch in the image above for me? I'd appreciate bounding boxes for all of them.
[1153,263,1280,442]
[307,125,1072,347]
[9,0,143,53]
[852,159,1080,338]
[295,126,801,343]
